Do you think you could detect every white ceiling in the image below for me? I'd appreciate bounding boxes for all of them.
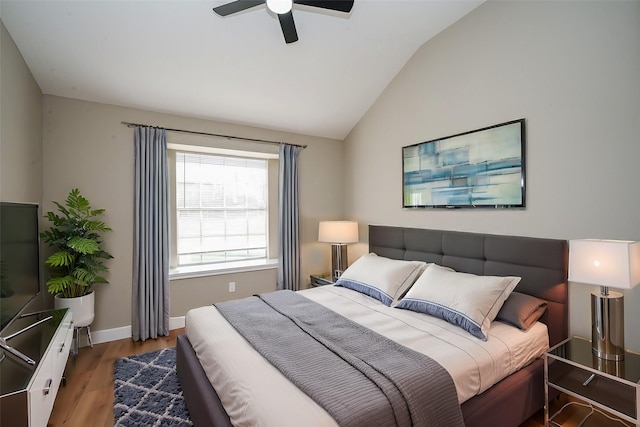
[1,0,482,140]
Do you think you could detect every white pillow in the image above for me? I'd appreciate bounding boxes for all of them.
[395,264,520,340]
[335,253,427,306]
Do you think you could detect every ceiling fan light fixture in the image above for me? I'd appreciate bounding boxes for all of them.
[266,0,293,14]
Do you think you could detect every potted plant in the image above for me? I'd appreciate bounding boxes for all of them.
[40,188,113,327]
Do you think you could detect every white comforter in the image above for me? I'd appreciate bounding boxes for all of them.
[185,285,549,427]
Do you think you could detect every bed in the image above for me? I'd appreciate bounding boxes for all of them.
[176,225,568,427]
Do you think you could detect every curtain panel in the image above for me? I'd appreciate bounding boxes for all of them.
[277,144,302,291]
[132,126,170,341]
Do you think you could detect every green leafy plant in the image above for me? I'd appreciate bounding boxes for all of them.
[40,188,113,298]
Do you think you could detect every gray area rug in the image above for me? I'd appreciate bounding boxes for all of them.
[114,348,193,426]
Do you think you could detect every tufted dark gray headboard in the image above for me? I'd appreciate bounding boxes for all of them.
[368,225,569,346]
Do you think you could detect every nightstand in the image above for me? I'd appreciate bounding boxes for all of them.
[545,336,640,426]
[310,273,334,287]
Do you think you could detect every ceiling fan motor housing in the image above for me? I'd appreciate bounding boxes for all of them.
[213,0,355,44]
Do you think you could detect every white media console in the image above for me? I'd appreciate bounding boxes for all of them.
[0,308,73,426]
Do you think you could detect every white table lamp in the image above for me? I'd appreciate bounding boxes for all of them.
[568,239,640,360]
[318,221,359,282]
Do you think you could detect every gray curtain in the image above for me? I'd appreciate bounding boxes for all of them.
[132,126,170,341]
[277,144,302,291]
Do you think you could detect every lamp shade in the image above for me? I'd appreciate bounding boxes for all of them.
[318,221,359,244]
[568,239,640,289]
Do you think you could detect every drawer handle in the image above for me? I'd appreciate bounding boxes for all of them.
[582,373,596,386]
[43,378,53,395]
[59,342,65,353]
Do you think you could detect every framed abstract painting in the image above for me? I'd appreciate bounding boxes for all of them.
[402,119,526,209]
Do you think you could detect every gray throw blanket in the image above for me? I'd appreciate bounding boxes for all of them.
[215,290,465,427]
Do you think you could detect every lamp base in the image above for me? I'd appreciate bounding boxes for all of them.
[591,290,625,361]
[330,244,348,282]
[592,354,625,377]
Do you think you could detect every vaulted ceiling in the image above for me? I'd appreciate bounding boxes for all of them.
[1,0,483,139]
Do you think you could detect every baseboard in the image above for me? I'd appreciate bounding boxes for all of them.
[86,316,186,345]
[90,325,132,345]
[169,316,186,330]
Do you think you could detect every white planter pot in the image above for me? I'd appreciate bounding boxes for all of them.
[54,291,95,327]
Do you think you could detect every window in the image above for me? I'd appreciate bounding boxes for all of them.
[174,151,269,268]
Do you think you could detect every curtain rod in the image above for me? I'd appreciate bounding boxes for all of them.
[121,121,307,149]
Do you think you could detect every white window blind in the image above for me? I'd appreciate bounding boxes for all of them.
[175,152,268,266]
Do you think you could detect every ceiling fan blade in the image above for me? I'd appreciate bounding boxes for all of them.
[278,12,299,44]
[294,0,354,13]
[213,0,264,17]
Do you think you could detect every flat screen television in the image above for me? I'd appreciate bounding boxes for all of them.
[402,119,526,209]
[0,202,41,333]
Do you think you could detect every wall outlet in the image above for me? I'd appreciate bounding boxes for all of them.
[228,282,236,292]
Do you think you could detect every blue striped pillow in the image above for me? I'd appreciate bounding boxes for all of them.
[396,265,520,340]
[335,253,426,306]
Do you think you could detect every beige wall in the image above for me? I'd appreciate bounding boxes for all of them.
[0,20,42,204]
[7,1,640,349]
[2,14,345,334]
[344,1,640,351]
[0,20,45,311]
[41,95,344,332]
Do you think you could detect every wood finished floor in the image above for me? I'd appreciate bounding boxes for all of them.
[48,330,629,427]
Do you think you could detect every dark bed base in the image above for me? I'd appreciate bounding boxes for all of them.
[177,225,568,427]
[176,334,233,427]
[177,334,548,427]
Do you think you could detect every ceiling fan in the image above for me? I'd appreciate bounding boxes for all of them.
[213,0,354,44]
